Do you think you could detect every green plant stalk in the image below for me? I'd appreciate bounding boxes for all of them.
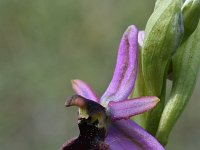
[145,63,168,136]
[156,22,200,146]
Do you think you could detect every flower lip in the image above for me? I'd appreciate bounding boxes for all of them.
[61,113,109,150]
[62,95,110,150]
[65,94,110,129]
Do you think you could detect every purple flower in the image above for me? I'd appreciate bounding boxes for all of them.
[61,25,164,150]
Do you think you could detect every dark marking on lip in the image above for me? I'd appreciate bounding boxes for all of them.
[61,118,109,150]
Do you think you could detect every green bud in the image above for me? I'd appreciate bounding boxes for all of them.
[182,0,200,38]
[142,0,183,96]
[142,0,183,135]
[156,21,200,146]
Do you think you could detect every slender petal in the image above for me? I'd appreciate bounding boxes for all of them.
[138,31,145,47]
[106,120,164,150]
[108,97,160,120]
[101,25,138,104]
[71,79,99,102]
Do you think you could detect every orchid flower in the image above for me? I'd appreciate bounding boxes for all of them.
[61,25,164,150]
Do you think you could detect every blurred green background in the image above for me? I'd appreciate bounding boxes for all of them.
[0,0,200,149]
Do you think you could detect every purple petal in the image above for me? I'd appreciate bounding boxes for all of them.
[101,25,138,104]
[138,31,145,47]
[106,120,164,150]
[108,96,159,120]
[71,79,99,103]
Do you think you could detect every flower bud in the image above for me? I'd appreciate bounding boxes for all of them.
[182,0,200,38]
[142,0,183,135]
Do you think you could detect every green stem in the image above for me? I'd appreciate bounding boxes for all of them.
[145,78,166,136]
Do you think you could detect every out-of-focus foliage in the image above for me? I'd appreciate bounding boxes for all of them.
[0,0,199,150]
